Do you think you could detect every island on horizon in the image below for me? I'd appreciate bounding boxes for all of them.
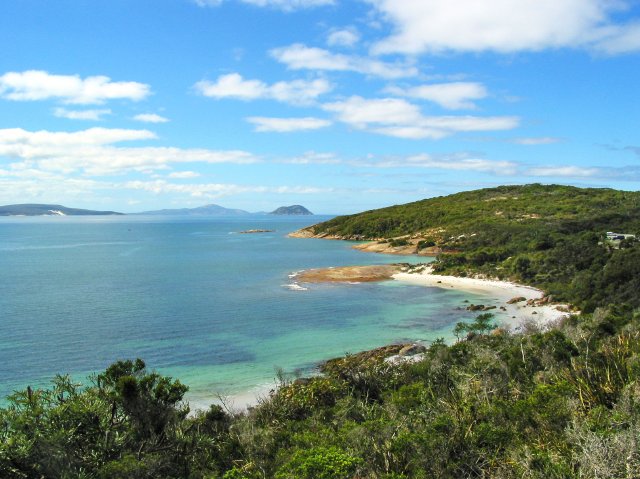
[270,205,313,215]
[0,204,124,216]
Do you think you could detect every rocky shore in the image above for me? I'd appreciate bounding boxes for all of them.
[296,264,406,283]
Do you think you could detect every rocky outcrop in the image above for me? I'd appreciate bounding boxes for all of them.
[353,241,442,256]
[466,304,497,312]
[296,264,406,283]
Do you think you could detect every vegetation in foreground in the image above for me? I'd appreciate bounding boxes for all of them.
[2,306,639,478]
[3,184,640,477]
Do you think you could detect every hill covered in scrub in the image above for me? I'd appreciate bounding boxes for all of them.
[297,184,640,312]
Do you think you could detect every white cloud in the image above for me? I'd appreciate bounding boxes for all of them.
[53,108,112,121]
[324,96,422,127]
[281,151,342,164]
[270,44,418,79]
[195,73,331,105]
[0,70,151,104]
[363,153,518,175]
[327,28,360,47]
[323,96,519,139]
[0,127,258,175]
[527,166,600,177]
[592,21,640,54]
[247,116,332,132]
[133,113,169,123]
[386,82,488,110]
[370,126,449,140]
[0,127,156,150]
[369,0,640,55]
[167,171,202,179]
[512,137,562,145]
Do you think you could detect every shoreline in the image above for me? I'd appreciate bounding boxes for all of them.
[202,265,572,413]
[393,265,571,331]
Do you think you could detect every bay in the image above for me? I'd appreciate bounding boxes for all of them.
[0,215,480,408]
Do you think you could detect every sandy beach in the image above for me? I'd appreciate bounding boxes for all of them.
[393,265,572,331]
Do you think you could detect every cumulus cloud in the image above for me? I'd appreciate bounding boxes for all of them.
[0,70,151,104]
[327,28,360,47]
[195,73,331,105]
[133,113,169,123]
[270,44,418,79]
[247,116,332,132]
[323,96,519,139]
[0,127,258,175]
[369,0,640,55]
[386,82,488,110]
[53,108,112,121]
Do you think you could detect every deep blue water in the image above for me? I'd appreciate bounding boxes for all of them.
[0,215,485,407]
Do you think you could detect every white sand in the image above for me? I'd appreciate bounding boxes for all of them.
[393,266,571,331]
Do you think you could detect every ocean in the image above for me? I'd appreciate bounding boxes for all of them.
[0,215,488,408]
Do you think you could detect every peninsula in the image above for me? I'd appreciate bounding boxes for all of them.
[0,204,123,216]
[291,183,640,312]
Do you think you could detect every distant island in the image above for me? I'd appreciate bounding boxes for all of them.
[135,204,251,216]
[270,205,313,215]
[0,204,123,216]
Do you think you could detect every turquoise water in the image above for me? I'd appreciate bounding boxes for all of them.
[0,215,487,407]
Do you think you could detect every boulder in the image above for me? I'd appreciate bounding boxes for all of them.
[507,296,527,304]
[399,344,427,357]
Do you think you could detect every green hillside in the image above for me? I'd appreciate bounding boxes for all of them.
[306,184,640,311]
[307,184,640,240]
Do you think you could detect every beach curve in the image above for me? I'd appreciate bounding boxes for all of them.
[393,265,572,331]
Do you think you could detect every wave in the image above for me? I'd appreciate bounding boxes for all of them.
[282,283,308,292]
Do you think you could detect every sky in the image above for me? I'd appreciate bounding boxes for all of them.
[1,0,640,214]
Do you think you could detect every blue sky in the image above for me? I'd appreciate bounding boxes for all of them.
[1,0,639,214]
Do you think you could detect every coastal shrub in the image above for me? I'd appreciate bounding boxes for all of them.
[268,377,342,420]
[275,447,361,479]
[417,239,436,249]
[389,238,409,247]
[454,313,498,339]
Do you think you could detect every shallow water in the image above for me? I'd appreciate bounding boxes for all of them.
[0,215,490,407]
